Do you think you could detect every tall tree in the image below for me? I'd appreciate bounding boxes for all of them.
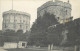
[47,24,63,45]
[29,11,59,46]
[63,18,80,51]
[0,30,4,46]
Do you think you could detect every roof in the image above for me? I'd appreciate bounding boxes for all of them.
[3,10,30,16]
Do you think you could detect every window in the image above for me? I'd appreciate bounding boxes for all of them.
[4,24,7,28]
[14,20,17,22]
[66,10,67,15]
[20,25,22,28]
[22,43,25,46]
[10,15,14,23]
[23,20,25,22]
[14,24,16,28]
[57,17,59,20]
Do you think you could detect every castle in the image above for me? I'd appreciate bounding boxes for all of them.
[2,10,30,33]
[37,0,72,23]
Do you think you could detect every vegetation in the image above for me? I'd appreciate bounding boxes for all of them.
[0,29,29,46]
[29,11,80,51]
[28,11,59,46]
[47,24,64,46]
[0,11,80,51]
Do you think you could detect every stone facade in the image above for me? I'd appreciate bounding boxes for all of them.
[2,10,30,33]
[37,1,72,23]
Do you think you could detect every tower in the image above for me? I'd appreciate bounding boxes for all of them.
[37,1,72,24]
[2,0,30,33]
[2,10,30,33]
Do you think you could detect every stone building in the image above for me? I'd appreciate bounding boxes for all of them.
[37,0,72,23]
[2,10,30,33]
[3,41,27,49]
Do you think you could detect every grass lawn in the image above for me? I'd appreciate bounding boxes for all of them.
[6,48,48,51]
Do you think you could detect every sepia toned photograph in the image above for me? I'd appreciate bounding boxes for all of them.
[0,0,80,51]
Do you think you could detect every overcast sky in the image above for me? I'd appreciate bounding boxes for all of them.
[0,0,80,30]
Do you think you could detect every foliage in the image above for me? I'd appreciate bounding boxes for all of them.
[0,30,4,46]
[63,18,80,46]
[0,29,29,42]
[29,11,59,46]
[47,24,64,45]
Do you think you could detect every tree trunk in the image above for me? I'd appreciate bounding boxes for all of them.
[48,44,51,50]
[17,37,19,48]
[74,45,79,51]
[17,42,18,48]
[51,44,53,50]
[48,44,53,51]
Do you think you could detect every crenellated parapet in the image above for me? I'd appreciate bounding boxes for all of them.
[38,1,71,12]
[3,10,30,17]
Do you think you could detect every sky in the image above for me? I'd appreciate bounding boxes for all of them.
[0,0,80,30]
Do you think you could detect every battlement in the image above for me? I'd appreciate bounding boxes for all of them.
[3,10,30,17]
[38,1,71,12]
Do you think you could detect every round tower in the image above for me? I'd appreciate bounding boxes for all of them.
[3,10,30,33]
[37,1,72,23]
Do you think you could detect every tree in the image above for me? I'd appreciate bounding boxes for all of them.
[62,18,80,51]
[64,19,80,46]
[29,11,59,46]
[47,24,63,50]
[0,30,4,46]
[2,29,17,42]
[73,18,80,51]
